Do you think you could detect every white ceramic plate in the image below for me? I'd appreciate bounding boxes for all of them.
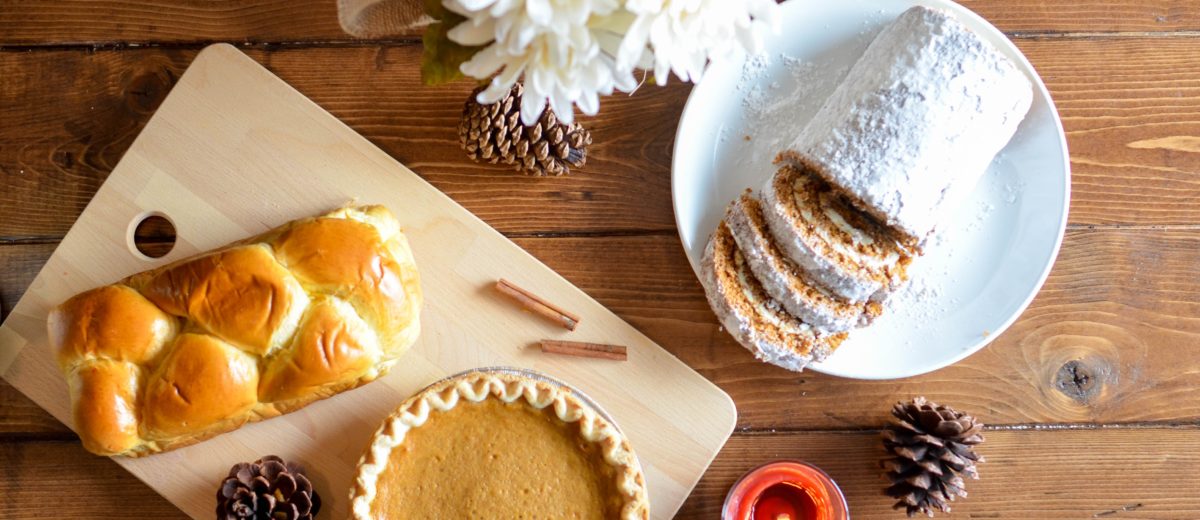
[672,0,1070,379]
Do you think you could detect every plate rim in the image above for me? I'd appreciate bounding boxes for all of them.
[670,0,1071,380]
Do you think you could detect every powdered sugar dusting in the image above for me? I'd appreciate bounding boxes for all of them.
[734,51,853,166]
[779,6,1033,242]
[885,153,1026,347]
[739,53,772,85]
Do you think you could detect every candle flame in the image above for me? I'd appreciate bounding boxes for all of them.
[775,515,791,520]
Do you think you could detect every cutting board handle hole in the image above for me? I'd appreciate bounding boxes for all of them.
[127,212,177,260]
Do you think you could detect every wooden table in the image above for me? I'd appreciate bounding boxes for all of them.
[2,1,1198,518]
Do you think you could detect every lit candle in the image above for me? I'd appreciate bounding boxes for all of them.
[721,461,848,520]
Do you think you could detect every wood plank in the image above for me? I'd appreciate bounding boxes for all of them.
[0,243,64,436]
[0,377,67,436]
[0,1,367,46]
[4,226,1200,434]
[962,0,1200,33]
[0,441,186,519]
[0,45,684,239]
[0,1,1197,46]
[3,428,1198,518]
[0,243,54,321]
[4,39,1200,240]
[680,428,1200,519]
[1016,38,1200,228]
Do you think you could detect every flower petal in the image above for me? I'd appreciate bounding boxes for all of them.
[447,17,497,46]
[460,44,507,78]
[447,0,786,125]
[525,0,552,25]
[549,87,574,125]
[577,89,599,115]
[616,16,653,70]
[520,90,547,126]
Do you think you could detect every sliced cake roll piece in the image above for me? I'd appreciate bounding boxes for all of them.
[761,164,912,303]
[725,191,881,332]
[700,221,847,372]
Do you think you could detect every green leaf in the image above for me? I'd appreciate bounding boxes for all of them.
[420,9,483,86]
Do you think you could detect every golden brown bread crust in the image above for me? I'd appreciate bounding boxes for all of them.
[48,285,176,371]
[273,216,419,343]
[129,245,308,357]
[141,334,260,439]
[258,298,381,402]
[68,360,142,455]
[48,205,422,457]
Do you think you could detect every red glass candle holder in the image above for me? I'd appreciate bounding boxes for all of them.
[722,460,849,520]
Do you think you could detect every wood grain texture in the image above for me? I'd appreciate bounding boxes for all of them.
[4,225,1199,434]
[961,0,1200,33]
[680,428,1200,519]
[0,377,67,437]
[0,243,54,321]
[0,442,185,519]
[0,1,369,46]
[1,1,1198,46]
[4,429,1198,519]
[0,242,63,436]
[0,46,683,240]
[4,40,1200,241]
[1017,38,1200,228]
[0,243,103,437]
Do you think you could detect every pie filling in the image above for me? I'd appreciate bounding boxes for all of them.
[371,397,622,519]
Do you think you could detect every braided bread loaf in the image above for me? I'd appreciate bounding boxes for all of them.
[48,205,422,457]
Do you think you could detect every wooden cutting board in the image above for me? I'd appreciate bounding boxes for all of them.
[0,43,736,519]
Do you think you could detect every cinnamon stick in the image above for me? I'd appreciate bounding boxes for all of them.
[495,278,581,331]
[540,340,627,361]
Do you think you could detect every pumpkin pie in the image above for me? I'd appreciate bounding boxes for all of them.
[350,371,649,519]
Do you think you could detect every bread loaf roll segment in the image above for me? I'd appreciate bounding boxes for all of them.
[778,6,1033,245]
[47,205,422,457]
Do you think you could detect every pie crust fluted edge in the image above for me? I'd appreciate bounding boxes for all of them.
[349,371,650,519]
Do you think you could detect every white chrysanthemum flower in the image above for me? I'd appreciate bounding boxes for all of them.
[446,0,637,125]
[617,0,780,84]
[443,0,778,124]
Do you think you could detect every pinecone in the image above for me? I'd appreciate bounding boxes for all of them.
[216,455,321,520]
[882,397,985,518]
[458,83,592,176]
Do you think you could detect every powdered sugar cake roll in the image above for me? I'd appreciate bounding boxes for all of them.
[724,191,882,332]
[700,221,846,372]
[776,5,1033,246]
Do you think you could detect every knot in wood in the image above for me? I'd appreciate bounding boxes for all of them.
[1055,359,1103,403]
[124,69,173,114]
